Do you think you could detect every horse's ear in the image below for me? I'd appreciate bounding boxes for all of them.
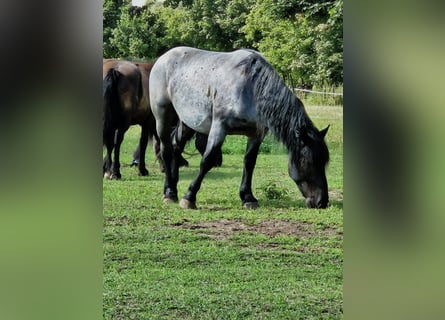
[319,125,330,138]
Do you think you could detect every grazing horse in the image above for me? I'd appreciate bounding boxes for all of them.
[150,47,329,209]
[133,61,221,171]
[103,59,157,179]
[103,59,219,179]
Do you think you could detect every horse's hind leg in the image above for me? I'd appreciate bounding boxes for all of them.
[111,128,127,179]
[137,125,149,176]
[195,133,222,167]
[103,130,114,179]
[239,136,263,209]
[180,123,226,209]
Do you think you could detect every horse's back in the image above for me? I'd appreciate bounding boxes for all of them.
[103,60,142,115]
[150,46,256,96]
[150,47,262,134]
[103,60,139,79]
[103,60,141,95]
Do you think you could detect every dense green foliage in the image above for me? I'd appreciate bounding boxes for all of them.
[103,0,343,87]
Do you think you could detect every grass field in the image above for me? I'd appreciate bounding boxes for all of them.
[103,105,343,319]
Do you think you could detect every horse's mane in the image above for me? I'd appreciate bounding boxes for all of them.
[237,53,329,163]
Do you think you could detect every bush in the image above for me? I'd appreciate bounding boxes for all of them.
[260,180,290,200]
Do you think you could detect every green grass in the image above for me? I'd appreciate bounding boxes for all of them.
[103,105,343,319]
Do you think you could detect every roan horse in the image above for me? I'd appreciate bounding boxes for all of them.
[103,59,220,179]
[150,47,330,209]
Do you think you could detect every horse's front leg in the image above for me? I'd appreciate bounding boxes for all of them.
[180,124,226,209]
[239,136,263,209]
[156,112,178,202]
[160,138,178,202]
[137,124,149,176]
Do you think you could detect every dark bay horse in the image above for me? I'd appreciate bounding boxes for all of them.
[150,47,329,209]
[103,59,219,179]
[103,59,157,179]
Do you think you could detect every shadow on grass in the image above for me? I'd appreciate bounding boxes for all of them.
[197,197,343,211]
[266,198,343,210]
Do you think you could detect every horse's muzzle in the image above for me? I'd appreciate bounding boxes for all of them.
[305,197,329,209]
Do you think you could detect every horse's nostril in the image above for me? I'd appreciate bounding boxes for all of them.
[305,197,316,208]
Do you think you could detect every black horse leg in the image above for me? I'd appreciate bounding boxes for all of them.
[131,143,140,167]
[103,129,115,178]
[239,136,263,209]
[195,133,222,167]
[111,128,126,179]
[137,125,149,176]
[172,122,195,169]
[152,134,165,172]
[161,142,178,201]
[156,109,178,202]
[180,124,226,209]
[103,145,113,178]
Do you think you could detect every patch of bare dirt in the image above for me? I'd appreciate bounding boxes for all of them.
[176,219,341,240]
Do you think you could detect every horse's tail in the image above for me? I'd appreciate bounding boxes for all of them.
[103,68,121,144]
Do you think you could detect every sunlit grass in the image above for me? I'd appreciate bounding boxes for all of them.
[103,105,343,319]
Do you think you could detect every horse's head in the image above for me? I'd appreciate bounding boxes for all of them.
[289,125,330,208]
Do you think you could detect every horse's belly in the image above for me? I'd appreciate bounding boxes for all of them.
[176,104,212,133]
[171,92,213,133]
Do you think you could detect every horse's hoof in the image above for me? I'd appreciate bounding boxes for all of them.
[103,172,112,179]
[111,174,121,180]
[163,196,178,204]
[242,202,259,209]
[179,198,197,210]
[138,169,149,176]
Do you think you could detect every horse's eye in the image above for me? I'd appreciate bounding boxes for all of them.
[299,157,309,170]
[299,148,313,169]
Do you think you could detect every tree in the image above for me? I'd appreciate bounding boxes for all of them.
[217,0,256,49]
[103,0,126,57]
[163,0,194,8]
[109,1,165,59]
[243,0,343,87]
[158,3,196,49]
[103,0,343,86]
